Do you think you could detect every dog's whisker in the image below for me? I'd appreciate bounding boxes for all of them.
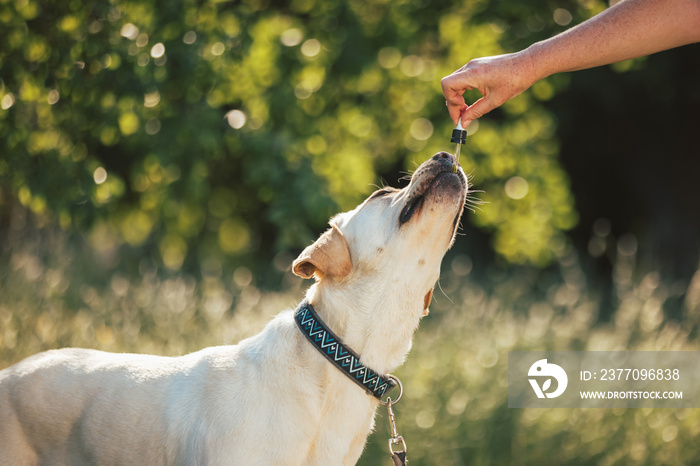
[465,205,484,214]
[464,192,487,210]
[436,280,455,305]
[398,170,414,184]
[454,220,468,235]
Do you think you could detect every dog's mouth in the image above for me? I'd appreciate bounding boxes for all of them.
[399,195,425,224]
[399,169,465,225]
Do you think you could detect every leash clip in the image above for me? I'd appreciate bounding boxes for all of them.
[380,375,407,466]
[386,399,407,456]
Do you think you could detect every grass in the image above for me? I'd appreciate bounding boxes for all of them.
[2,224,699,465]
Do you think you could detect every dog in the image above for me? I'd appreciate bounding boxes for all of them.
[0,151,467,465]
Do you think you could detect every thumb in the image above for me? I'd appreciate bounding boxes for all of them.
[460,94,498,128]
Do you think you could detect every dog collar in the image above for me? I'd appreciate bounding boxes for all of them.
[294,301,397,400]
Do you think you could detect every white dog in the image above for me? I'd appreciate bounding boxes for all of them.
[0,152,467,465]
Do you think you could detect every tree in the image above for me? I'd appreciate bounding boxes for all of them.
[1,0,593,283]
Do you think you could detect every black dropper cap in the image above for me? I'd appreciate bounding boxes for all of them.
[451,120,467,144]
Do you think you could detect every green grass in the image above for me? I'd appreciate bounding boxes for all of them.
[2,227,699,465]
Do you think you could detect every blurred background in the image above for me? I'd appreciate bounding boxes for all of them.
[1,0,699,464]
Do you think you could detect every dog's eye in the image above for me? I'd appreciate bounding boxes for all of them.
[369,188,397,200]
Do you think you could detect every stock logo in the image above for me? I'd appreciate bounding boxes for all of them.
[528,359,568,399]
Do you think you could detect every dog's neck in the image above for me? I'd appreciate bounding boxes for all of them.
[304,280,424,375]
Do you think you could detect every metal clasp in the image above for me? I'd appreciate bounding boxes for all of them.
[380,375,407,461]
[386,397,407,456]
[378,374,403,406]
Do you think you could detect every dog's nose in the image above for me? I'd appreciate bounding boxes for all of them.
[432,151,454,162]
[432,151,460,173]
[432,151,458,168]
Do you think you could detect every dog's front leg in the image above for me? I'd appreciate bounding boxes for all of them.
[303,396,377,466]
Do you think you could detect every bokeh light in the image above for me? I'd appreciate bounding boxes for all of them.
[93,167,108,185]
[226,110,247,129]
[505,176,529,199]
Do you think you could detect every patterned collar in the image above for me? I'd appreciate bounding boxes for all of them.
[294,301,397,400]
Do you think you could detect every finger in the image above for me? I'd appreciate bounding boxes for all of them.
[441,72,477,101]
[442,86,468,125]
[456,107,472,129]
[442,85,467,125]
[442,69,485,125]
[443,64,484,93]
[448,102,468,126]
[460,95,497,126]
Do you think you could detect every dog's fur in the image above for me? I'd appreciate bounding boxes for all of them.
[0,152,467,465]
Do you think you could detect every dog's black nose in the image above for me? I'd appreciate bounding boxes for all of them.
[432,151,455,163]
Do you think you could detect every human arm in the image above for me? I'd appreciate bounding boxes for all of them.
[441,0,700,126]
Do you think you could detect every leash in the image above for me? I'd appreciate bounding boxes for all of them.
[294,301,409,464]
[380,378,408,466]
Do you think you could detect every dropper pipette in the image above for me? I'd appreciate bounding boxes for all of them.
[450,119,467,172]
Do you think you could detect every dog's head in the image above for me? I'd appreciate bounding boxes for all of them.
[293,152,467,317]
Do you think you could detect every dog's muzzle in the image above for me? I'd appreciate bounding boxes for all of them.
[399,152,467,225]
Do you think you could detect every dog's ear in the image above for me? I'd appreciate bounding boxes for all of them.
[422,288,433,316]
[293,225,352,280]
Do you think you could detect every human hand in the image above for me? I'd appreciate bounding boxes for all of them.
[441,50,538,127]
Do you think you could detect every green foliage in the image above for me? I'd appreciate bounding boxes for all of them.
[0,0,596,274]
